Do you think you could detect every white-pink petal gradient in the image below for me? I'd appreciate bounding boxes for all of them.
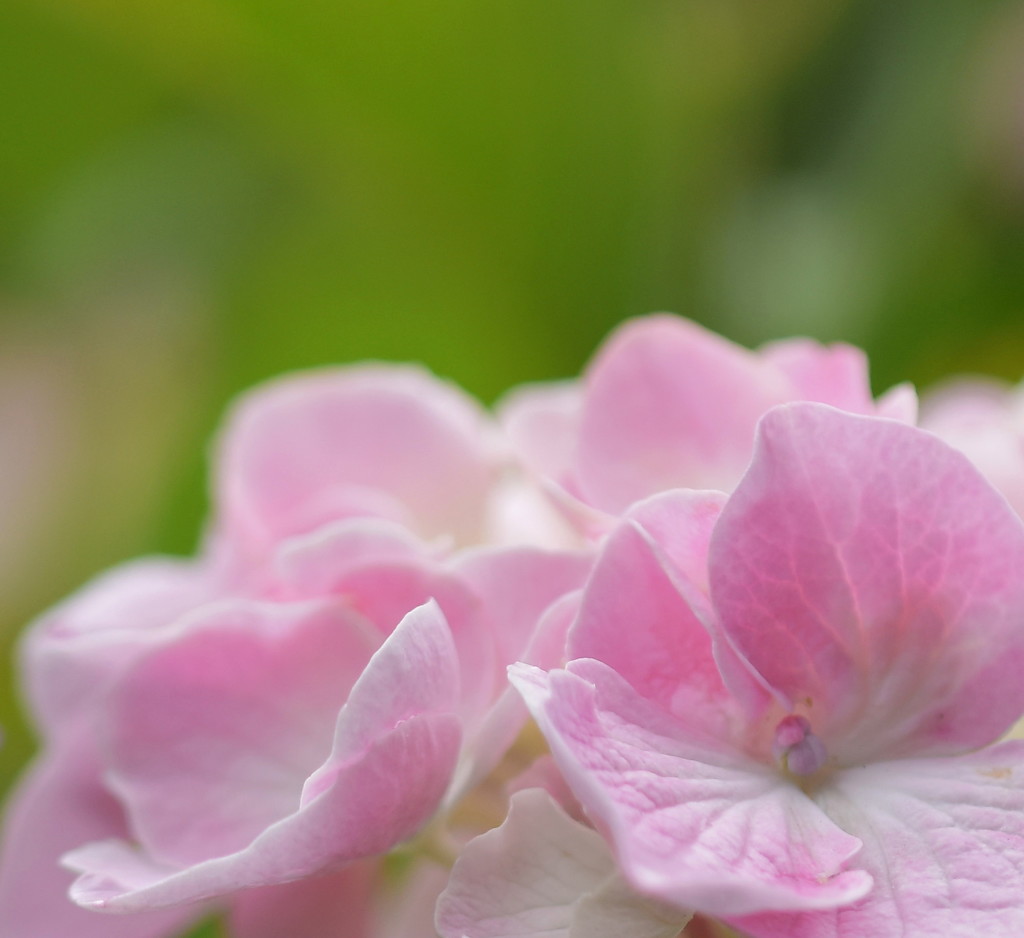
[511,661,871,918]
[730,742,1024,938]
[215,364,502,556]
[436,788,690,938]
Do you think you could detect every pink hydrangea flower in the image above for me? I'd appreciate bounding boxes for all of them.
[501,403,1024,936]
[500,314,916,534]
[10,325,1023,938]
[0,364,589,937]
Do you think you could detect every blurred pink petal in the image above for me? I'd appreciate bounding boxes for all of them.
[576,315,790,511]
[501,315,915,528]
[0,735,194,938]
[437,788,691,938]
[230,862,378,938]
[215,364,503,557]
[21,556,215,740]
[920,377,1024,517]
[273,520,499,724]
[454,544,593,667]
[759,339,875,414]
[3,354,593,932]
[64,601,462,911]
[447,589,583,805]
[103,600,380,865]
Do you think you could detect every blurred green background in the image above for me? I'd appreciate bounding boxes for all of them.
[2,0,1024,886]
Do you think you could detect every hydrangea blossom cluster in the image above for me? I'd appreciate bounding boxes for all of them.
[3,314,1024,938]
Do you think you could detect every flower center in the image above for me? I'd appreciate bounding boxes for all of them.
[772,714,827,778]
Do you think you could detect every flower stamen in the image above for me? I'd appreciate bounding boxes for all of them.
[772,714,827,778]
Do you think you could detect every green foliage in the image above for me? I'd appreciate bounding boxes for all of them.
[181,917,229,938]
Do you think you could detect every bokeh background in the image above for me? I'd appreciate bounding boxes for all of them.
[2,2,1024,932]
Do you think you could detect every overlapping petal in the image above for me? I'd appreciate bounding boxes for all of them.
[102,600,381,865]
[512,660,871,918]
[920,378,1024,517]
[710,403,1024,761]
[230,862,378,938]
[63,601,462,911]
[274,520,498,719]
[18,318,1024,938]
[436,788,690,938]
[566,500,743,737]
[500,315,914,529]
[454,544,593,667]
[447,590,583,805]
[732,742,1024,938]
[575,315,792,511]
[215,364,502,555]
[0,735,194,938]
[21,556,215,740]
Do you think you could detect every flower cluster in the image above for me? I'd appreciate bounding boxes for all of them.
[3,315,1024,938]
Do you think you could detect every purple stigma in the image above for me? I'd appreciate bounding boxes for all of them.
[772,714,827,777]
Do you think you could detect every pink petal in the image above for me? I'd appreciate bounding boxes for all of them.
[512,661,871,918]
[567,508,744,738]
[65,712,459,911]
[104,600,380,866]
[447,590,581,805]
[732,742,1024,937]
[0,736,194,938]
[711,403,1024,761]
[623,491,773,720]
[498,380,582,485]
[215,364,501,555]
[622,489,726,595]
[481,473,585,549]
[21,556,214,739]
[920,378,1024,517]
[436,788,690,938]
[501,318,903,526]
[274,524,498,725]
[230,861,378,938]
[575,315,793,512]
[874,383,918,424]
[506,754,586,823]
[759,340,875,415]
[65,602,463,910]
[498,379,613,539]
[454,544,593,666]
[273,517,431,598]
[311,599,461,780]
[436,788,615,938]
